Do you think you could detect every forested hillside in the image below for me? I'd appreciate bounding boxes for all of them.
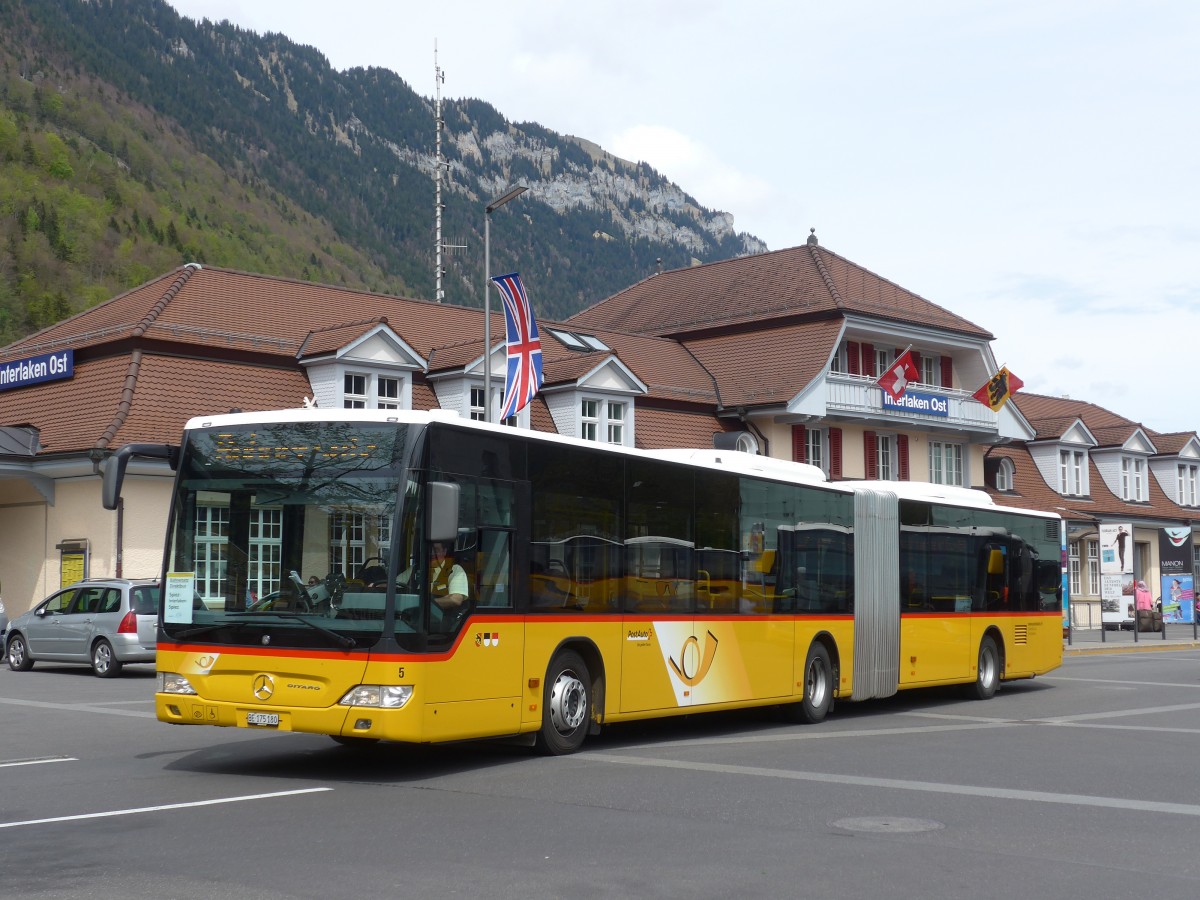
[0,0,763,347]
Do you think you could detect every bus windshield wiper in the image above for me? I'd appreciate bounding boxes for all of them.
[174,618,252,640]
[268,615,356,649]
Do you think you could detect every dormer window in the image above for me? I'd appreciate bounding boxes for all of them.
[1178,463,1198,506]
[1120,456,1146,501]
[995,457,1015,492]
[344,373,367,409]
[1060,449,1086,496]
[378,377,400,410]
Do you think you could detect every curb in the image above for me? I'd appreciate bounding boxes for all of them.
[1064,640,1200,656]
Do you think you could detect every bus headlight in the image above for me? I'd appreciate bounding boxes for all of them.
[339,685,413,708]
[158,672,198,695]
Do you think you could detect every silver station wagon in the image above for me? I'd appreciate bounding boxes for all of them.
[5,579,160,678]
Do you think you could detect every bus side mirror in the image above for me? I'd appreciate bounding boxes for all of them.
[102,443,178,510]
[427,481,460,543]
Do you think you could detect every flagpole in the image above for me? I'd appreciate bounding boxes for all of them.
[483,185,527,423]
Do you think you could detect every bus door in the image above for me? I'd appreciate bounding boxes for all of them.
[621,538,697,713]
[420,477,526,740]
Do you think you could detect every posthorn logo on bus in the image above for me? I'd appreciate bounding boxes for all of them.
[668,631,719,686]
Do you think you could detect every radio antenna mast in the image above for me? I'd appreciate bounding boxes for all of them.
[434,43,446,303]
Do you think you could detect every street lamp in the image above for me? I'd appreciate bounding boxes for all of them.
[483,184,527,423]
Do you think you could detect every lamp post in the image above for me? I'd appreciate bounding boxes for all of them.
[483,184,527,423]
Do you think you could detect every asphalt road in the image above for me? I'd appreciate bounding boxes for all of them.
[2,650,1199,899]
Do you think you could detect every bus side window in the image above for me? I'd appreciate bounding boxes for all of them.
[476,530,512,608]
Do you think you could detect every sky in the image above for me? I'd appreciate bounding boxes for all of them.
[166,1,1200,435]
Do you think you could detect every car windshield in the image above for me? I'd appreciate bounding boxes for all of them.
[160,421,419,650]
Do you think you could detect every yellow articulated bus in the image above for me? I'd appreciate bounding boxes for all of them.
[103,409,1063,755]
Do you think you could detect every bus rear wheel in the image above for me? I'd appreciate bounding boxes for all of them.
[968,635,1000,700]
[788,642,833,724]
[536,650,591,755]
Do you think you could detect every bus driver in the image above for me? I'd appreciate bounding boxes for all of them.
[429,541,469,613]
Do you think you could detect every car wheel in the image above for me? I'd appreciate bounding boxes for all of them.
[91,638,123,678]
[7,633,34,671]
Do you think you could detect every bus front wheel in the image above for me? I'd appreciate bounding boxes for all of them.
[536,650,591,755]
[789,642,833,724]
[968,635,1000,700]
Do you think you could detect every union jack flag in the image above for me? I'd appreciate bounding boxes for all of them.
[490,271,544,420]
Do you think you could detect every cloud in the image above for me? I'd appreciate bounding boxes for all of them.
[605,124,773,229]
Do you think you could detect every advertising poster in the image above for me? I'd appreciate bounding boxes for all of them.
[1159,527,1195,624]
[1099,523,1133,576]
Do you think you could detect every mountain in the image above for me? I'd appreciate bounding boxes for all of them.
[0,0,765,347]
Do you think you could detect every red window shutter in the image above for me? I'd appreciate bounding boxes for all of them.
[847,341,861,376]
[829,428,843,480]
[791,424,807,463]
[910,351,922,382]
[940,355,953,388]
[897,434,910,481]
[861,343,875,377]
[864,430,877,479]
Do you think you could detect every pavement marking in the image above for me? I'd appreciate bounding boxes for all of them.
[0,756,77,769]
[0,697,154,718]
[1046,675,1200,688]
[0,787,332,830]
[585,754,1200,818]
[1033,700,1200,723]
[605,720,1019,752]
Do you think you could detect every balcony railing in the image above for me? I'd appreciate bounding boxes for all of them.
[825,374,997,432]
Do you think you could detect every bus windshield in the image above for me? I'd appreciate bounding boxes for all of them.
[160,421,420,650]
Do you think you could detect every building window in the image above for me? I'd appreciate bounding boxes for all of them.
[929,441,963,486]
[919,354,937,386]
[1069,542,1081,595]
[470,386,486,421]
[580,399,599,442]
[806,428,824,474]
[876,434,894,481]
[606,401,625,445]
[343,373,367,409]
[995,458,1014,492]
[1121,456,1146,501]
[579,398,627,444]
[1087,539,1100,595]
[874,349,891,376]
[1179,463,1199,506]
[830,343,845,374]
[377,377,400,409]
[1060,449,1085,495]
[330,512,365,580]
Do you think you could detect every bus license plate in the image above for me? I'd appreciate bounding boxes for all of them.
[247,712,280,727]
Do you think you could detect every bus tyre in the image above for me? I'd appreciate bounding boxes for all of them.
[91,639,122,678]
[536,650,591,755]
[7,633,33,671]
[968,635,1000,700]
[796,642,833,724]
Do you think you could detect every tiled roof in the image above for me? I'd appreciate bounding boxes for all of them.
[984,446,1080,517]
[567,242,991,340]
[634,406,733,451]
[682,319,843,409]
[1013,393,1136,436]
[1148,432,1197,455]
[985,445,1195,524]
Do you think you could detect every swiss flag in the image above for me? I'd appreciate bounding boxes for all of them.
[876,350,919,400]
